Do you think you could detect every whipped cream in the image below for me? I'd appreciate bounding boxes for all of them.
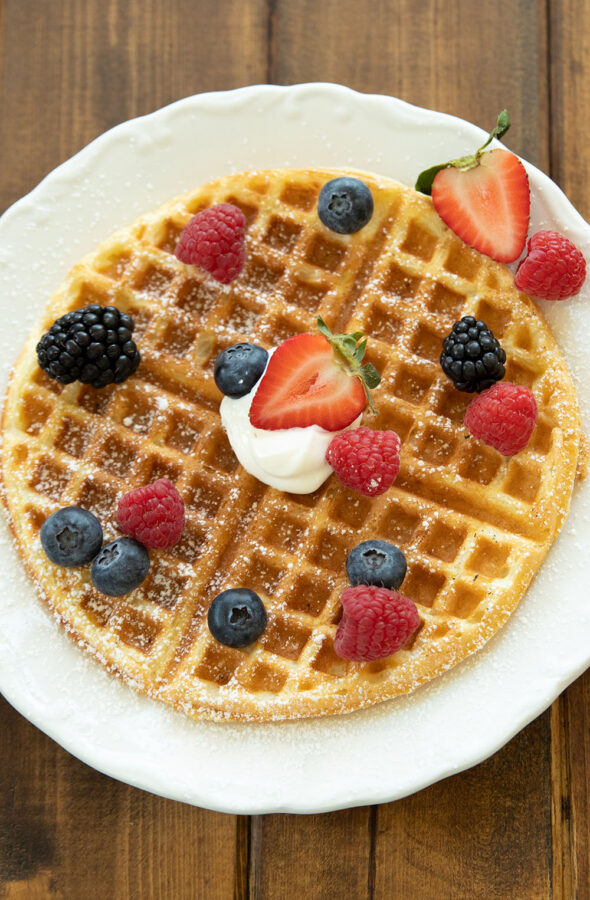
[220,353,362,494]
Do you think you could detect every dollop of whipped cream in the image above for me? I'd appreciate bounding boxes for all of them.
[220,352,362,494]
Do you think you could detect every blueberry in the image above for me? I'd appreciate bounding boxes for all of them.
[317,177,374,234]
[91,537,150,596]
[40,506,103,566]
[214,343,268,398]
[346,540,407,590]
[207,588,267,648]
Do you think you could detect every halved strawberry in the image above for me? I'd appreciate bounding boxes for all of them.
[416,110,530,264]
[249,319,380,432]
[432,149,529,263]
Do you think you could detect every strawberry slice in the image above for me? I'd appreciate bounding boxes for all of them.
[432,149,529,263]
[249,319,380,432]
[416,110,530,264]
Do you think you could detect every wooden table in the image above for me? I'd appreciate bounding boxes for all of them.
[0,2,588,897]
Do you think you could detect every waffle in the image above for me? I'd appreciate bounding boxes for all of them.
[0,168,584,721]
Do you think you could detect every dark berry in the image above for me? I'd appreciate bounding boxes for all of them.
[318,177,374,234]
[91,537,150,596]
[346,540,407,590]
[40,506,103,566]
[440,316,506,392]
[36,304,141,389]
[214,343,268,398]
[207,588,267,648]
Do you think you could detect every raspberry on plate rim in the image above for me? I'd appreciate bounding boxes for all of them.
[514,230,587,301]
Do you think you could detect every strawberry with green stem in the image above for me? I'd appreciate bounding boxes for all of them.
[416,110,530,263]
[249,317,380,432]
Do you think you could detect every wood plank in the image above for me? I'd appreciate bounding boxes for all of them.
[374,714,552,899]
[252,809,373,899]
[548,4,590,896]
[0,1,267,897]
[554,675,590,899]
[0,0,268,214]
[548,0,590,215]
[0,696,240,899]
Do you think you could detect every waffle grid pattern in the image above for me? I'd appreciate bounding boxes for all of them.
[1,168,582,720]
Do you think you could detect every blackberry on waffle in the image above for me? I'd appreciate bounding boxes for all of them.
[440,316,506,392]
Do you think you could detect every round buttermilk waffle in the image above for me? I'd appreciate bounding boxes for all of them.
[0,168,584,721]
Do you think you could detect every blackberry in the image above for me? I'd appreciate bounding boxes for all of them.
[440,316,506,393]
[36,304,141,389]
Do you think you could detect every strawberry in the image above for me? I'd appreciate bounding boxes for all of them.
[416,110,530,264]
[249,318,380,432]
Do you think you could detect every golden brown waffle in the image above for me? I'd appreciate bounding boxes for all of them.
[0,168,583,721]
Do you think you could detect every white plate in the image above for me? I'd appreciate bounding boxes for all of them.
[1,84,589,814]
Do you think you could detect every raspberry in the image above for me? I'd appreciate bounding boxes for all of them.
[334,585,420,661]
[117,479,185,549]
[326,428,401,497]
[175,203,246,284]
[514,230,586,301]
[464,382,538,457]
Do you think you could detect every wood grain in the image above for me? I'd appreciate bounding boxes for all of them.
[0,0,268,214]
[0,0,589,898]
[251,809,373,898]
[374,715,552,899]
[548,5,590,898]
[0,697,241,899]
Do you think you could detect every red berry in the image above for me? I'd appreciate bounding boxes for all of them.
[334,585,420,661]
[117,479,185,549]
[464,382,538,457]
[175,203,246,284]
[514,230,586,301]
[326,427,401,496]
[432,149,530,263]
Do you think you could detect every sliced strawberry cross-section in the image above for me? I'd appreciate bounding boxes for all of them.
[249,319,380,432]
[432,149,529,264]
[416,110,530,264]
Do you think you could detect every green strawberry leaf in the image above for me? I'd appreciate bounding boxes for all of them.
[415,162,450,195]
[316,316,331,339]
[362,363,381,389]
